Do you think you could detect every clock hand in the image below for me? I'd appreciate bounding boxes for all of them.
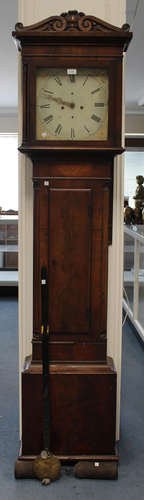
[42,90,75,109]
[54,97,75,109]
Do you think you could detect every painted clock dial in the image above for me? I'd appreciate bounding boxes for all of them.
[36,68,109,141]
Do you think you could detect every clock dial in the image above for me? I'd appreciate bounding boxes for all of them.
[36,68,108,141]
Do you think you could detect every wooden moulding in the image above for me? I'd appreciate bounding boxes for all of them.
[25,355,116,374]
[18,145,125,155]
[12,11,132,53]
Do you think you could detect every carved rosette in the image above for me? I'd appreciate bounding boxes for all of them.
[14,10,130,33]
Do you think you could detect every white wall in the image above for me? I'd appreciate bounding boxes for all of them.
[0,114,17,133]
[125,113,144,134]
[19,0,125,27]
[18,0,126,440]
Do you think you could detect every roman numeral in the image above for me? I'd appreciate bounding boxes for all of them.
[41,88,54,95]
[82,76,89,87]
[40,104,51,108]
[71,128,75,139]
[55,124,62,135]
[94,103,104,107]
[91,87,101,94]
[54,76,62,86]
[43,114,53,123]
[69,75,75,83]
[84,125,90,134]
[91,114,101,123]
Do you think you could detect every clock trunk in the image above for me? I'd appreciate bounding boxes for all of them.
[32,156,112,364]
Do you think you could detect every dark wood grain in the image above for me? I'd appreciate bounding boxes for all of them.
[48,187,91,334]
[32,176,111,363]
[12,11,132,464]
[32,340,106,363]
[22,358,117,457]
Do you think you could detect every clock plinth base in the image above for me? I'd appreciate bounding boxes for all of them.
[21,357,117,459]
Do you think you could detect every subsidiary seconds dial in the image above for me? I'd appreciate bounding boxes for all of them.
[36,68,109,141]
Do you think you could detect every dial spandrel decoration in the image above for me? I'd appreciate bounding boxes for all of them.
[36,68,108,141]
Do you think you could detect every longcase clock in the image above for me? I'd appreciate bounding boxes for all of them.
[13,11,132,474]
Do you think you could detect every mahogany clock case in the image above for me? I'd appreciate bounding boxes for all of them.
[12,13,132,465]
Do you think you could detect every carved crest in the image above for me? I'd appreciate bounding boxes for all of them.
[14,10,130,33]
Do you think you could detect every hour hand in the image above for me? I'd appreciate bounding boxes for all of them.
[41,89,75,109]
[54,97,75,109]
